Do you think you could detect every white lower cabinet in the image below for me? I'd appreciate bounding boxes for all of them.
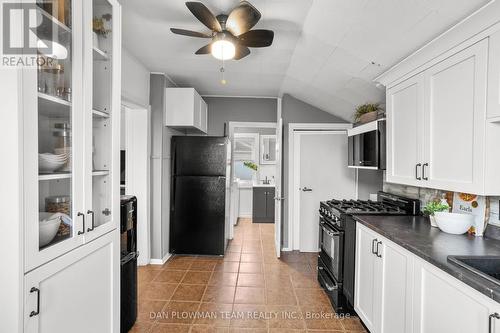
[354,225,379,331]
[412,257,500,333]
[24,232,119,333]
[355,224,413,333]
[355,223,500,333]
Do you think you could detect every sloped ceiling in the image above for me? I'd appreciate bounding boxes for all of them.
[121,0,490,121]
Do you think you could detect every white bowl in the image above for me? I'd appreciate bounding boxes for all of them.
[39,213,62,247]
[434,212,474,235]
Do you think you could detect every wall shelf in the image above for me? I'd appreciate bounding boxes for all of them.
[93,47,109,61]
[38,93,71,118]
[92,170,110,176]
[487,116,500,123]
[92,109,110,118]
[39,172,71,181]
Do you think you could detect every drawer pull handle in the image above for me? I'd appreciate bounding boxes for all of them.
[372,238,378,255]
[490,313,500,333]
[376,241,382,258]
[415,163,422,180]
[77,212,85,235]
[29,287,40,317]
[87,210,95,232]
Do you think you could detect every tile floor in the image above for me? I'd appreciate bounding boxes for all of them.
[131,218,367,333]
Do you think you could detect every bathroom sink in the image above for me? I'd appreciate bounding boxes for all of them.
[448,256,500,287]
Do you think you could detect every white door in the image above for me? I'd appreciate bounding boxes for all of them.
[24,232,119,333]
[355,224,378,332]
[423,39,488,193]
[378,240,414,333]
[274,118,283,257]
[386,73,425,186]
[295,131,356,252]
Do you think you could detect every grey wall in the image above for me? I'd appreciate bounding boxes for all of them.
[150,74,184,260]
[280,93,383,249]
[205,97,278,136]
[358,170,384,200]
[122,48,150,107]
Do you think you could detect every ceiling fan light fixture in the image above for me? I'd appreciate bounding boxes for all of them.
[211,39,235,60]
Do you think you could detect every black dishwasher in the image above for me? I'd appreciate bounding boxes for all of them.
[120,195,138,333]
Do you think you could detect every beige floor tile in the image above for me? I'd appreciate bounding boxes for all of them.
[142,282,178,301]
[154,270,187,283]
[202,286,236,303]
[171,284,206,302]
[234,287,266,304]
[181,271,213,284]
[237,273,265,287]
[209,272,238,286]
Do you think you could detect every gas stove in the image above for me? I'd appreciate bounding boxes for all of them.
[317,191,420,315]
[319,191,420,228]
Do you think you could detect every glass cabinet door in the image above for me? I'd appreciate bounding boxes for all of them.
[25,0,84,271]
[83,0,119,240]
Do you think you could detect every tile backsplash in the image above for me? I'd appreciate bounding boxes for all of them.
[383,182,500,227]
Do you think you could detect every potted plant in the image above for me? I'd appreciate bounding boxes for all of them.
[92,14,112,49]
[243,161,258,171]
[423,200,450,227]
[354,103,383,124]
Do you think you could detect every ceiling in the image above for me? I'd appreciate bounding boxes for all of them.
[121,0,490,121]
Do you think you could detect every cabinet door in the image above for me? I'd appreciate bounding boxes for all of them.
[266,188,276,221]
[83,0,121,242]
[386,73,425,186]
[378,239,414,333]
[488,32,500,119]
[423,39,488,193]
[193,91,202,130]
[199,99,208,133]
[252,188,267,222]
[412,258,492,333]
[354,225,378,332]
[24,231,119,333]
[24,0,85,271]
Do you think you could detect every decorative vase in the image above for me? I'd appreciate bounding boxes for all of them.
[357,111,379,124]
[92,32,99,49]
[429,215,438,228]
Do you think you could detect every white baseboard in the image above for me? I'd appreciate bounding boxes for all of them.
[238,214,252,218]
[150,253,172,265]
[281,247,292,252]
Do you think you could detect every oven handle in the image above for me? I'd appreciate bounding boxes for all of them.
[321,224,340,237]
[318,266,339,291]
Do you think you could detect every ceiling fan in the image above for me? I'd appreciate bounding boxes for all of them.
[171,1,274,61]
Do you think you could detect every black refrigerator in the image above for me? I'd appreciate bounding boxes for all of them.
[170,136,230,255]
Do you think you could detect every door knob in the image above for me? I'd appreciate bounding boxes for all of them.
[300,187,313,192]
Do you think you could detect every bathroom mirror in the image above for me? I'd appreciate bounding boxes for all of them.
[260,135,276,164]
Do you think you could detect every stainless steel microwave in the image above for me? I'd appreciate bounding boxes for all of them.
[347,119,386,170]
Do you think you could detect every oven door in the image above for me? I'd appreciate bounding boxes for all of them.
[319,216,344,282]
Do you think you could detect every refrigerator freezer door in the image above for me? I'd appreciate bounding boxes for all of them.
[172,136,227,176]
[170,176,226,255]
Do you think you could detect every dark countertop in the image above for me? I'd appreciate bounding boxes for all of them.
[354,215,500,303]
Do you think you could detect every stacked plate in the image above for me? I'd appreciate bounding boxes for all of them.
[39,153,69,173]
[54,147,72,172]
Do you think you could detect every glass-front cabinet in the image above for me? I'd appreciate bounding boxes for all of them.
[24,0,120,271]
[83,0,120,242]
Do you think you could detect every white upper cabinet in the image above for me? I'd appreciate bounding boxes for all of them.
[386,73,424,186]
[165,87,208,133]
[23,0,121,271]
[423,39,488,193]
[385,37,500,195]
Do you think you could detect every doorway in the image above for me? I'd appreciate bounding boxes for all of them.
[289,124,357,252]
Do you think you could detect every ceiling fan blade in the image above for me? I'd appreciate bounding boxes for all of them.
[185,2,222,32]
[226,1,261,36]
[238,29,274,47]
[170,28,211,38]
[195,44,212,55]
[234,45,251,60]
